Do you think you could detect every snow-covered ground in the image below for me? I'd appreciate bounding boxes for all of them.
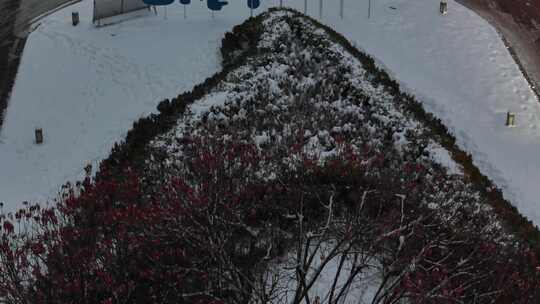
[1,0,540,228]
[266,243,380,304]
[0,0,279,212]
[309,0,540,227]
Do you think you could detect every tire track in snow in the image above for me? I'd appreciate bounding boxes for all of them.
[37,27,157,103]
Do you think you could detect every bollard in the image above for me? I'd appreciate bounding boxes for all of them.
[440,1,448,15]
[35,128,43,144]
[72,12,79,26]
[506,112,516,127]
[84,163,93,177]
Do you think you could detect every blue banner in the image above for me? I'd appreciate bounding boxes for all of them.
[207,0,228,11]
[143,0,174,5]
[247,0,260,9]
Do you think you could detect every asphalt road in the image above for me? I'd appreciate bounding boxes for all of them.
[0,0,20,129]
[12,0,76,35]
[0,0,74,129]
[1,0,75,38]
[456,0,540,99]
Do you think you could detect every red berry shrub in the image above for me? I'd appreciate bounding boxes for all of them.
[0,134,538,303]
[1,11,539,304]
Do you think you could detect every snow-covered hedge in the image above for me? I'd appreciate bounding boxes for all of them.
[2,9,539,304]
[290,8,540,251]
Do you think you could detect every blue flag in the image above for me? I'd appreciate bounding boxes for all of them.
[207,0,228,11]
[143,0,174,5]
[247,0,260,9]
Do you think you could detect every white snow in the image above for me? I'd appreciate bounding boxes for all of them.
[266,242,381,304]
[190,91,231,119]
[1,0,540,230]
[0,0,280,213]
[274,0,540,227]
[426,141,463,175]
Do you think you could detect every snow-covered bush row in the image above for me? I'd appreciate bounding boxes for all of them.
[141,10,540,302]
[4,138,539,303]
[1,10,539,304]
[151,11,505,242]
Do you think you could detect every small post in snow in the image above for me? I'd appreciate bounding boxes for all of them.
[280,0,282,8]
[35,128,43,144]
[506,112,516,127]
[84,163,93,178]
[368,0,371,19]
[184,5,187,19]
[340,0,344,19]
[72,12,79,26]
[440,1,448,15]
[304,0,307,14]
[319,0,323,19]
